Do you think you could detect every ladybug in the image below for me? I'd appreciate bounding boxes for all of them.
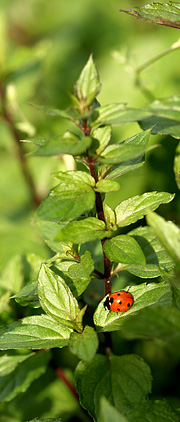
[104,291,134,313]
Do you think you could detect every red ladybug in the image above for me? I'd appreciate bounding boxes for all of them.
[104,291,134,313]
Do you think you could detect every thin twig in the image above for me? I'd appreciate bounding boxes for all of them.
[0,84,41,207]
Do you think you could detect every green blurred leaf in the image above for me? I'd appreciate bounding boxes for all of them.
[36,220,68,253]
[5,41,50,77]
[0,315,72,349]
[25,253,43,279]
[99,397,128,422]
[0,353,33,377]
[75,354,151,419]
[127,400,180,422]
[95,179,120,192]
[92,103,151,126]
[0,255,23,295]
[37,171,95,223]
[27,419,62,422]
[119,2,180,29]
[74,55,101,108]
[129,226,175,278]
[146,211,180,265]
[91,125,112,155]
[13,281,39,308]
[94,281,172,332]
[27,131,92,156]
[120,307,180,352]
[0,13,7,69]
[115,192,174,227]
[55,217,111,244]
[140,116,180,139]
[0,351,50,403]
[103,235,146,268]
[38,264,85,331]
[139,95,180,139]
[174,141,180,189]
[69,326,99,361]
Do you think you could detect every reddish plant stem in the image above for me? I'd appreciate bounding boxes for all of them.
[86,155,112,295]
[0,84,41,207]
[55,367,79,401]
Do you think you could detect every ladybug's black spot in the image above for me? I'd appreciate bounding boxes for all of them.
[104,296,110,311]
[117,292,121,296]
[118,300,122,304]
[117,308,120,311]
[127,303,130,307]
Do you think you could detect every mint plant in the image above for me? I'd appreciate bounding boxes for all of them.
[0,2,180,421]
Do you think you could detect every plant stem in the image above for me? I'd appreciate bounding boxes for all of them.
[136,39,180,74]
[55,367,79,400]
[85,154,111,295]
[0,83,41,207]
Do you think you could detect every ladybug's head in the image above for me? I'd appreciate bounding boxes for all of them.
[103,295,113,311]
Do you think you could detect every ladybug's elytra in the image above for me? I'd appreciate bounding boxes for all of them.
[104,291,134,313]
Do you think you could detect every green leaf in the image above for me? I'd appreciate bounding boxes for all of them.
[100,156,144,180]
[129,226,175,278]
[127,400,180,422]
[103,204,117,230]
[103,129,150,178]
[55,217,111,244]
[53,170,94,185]
[13,281,40,308]
[100,143,148,165]
[37,171,95,223]
[146,210,180,265]
[74,55,101,108]
[38,264,85,331]
[95,179,120,193]
[29,103,77,121]
[28,131,92,156]
[119,2,180,29]
[55,251,94,298]
[103,235,146,268]
[92,103,151,126]
[69,326,99,361]
[115,192,174,227]
[94,281,172,332]
[75,354,151,419]
[0,315,72,349]
[91,125,112,155]
[174,141,180,189]
[67,250,94,296]
[139,95,180,139]
[0,351,50,403]
[99,397,128,422]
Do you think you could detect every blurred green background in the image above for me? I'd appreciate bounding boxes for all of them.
[0,0,180,272]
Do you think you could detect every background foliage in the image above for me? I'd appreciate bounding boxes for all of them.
[0,0,180,421]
